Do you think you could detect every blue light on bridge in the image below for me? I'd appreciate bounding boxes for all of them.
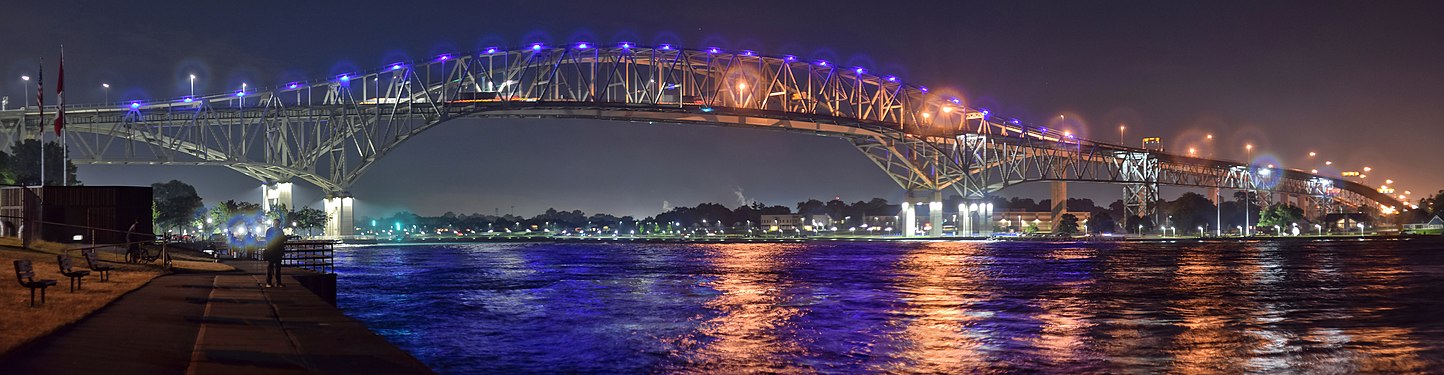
[531,43,544,51]
[784,55,796,62]
[949,98,961,104]
[700,107,714,113]
[817,60,828,66]
[707,47,720,54]
[391,64,402,71]
[618,42,631,49]
[742,50,754,56]
[129,102,140,109]
[184,97,194,103]
[659,44,672,50]
[575,42,590,49]
[289,83,299,89]
[886,75,897,82]
[981,109,990,116]
[340,75,350,82]
[235,91,245,97]
[485,47,498,54]
[919,86,928,93]
[854,67,866,74]
[437,54,451,61]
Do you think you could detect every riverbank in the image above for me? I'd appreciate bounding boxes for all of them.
[0,259,431,373]
[336,232,1432,246]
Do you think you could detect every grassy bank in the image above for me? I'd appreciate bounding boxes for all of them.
[0,238,231,353]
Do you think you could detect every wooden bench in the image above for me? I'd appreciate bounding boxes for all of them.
[81,249,115,282]
[57,254,91,292]
[14,260,58,307]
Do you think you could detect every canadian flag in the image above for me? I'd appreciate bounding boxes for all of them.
[54,46,64,136]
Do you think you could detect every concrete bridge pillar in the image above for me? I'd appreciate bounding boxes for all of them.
[900,203,917,237]
[324,193,355,237]
[959,203,972,237]
[262,181,294,214]
[906,190,943,237]
[1051,181,1068,232]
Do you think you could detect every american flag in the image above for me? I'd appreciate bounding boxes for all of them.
[54,46,64,136]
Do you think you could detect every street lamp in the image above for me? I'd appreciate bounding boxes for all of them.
[21,75,30,109]
[1314,223,1322,236]
[1119,124,1126,145]
[102,83,110,104]
[1244,144,1254,236]
[189,74,196,97]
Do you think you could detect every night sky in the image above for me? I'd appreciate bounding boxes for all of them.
[4,1,1441,218]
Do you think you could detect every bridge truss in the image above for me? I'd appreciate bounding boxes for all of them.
[0,43,1400,236]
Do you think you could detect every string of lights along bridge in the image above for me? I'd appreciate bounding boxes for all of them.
[0,42,1412,237]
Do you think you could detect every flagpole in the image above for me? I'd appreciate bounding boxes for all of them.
[58,45,66,186]
[37,57,44,187]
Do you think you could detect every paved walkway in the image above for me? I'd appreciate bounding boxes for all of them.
[0,261,432,374]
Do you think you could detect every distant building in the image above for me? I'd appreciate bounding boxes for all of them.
[992,210,1090,233]
[1404,216,1443,232]
[0,186,153,243]
[761,214,835,232]
[1321,213,1371,232]
[863,215,899,234]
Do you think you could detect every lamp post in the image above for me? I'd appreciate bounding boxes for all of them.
[189,74,196,97]
[1315,223,1322,236]
[1216,190,1222,237]
[1244,144,1254,236]
[1119,124,1126,145]
[21,75,30,109]
[102,83,110,104]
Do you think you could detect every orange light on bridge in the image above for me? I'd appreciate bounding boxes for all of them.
[1311,169,1318,173]
[1309,152,1316,157]
[1363,166,1372,172]
[1325,161,1332,165]
[1188,148,1196,156]
[1386,179,1393,184]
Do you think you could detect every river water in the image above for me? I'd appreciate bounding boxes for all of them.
[334,239,1444,373]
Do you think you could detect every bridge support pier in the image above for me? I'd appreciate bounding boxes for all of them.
[900,203,917,237]
[905,190,943,237]
[957,200,994,237]
[324,193,355,237]
[1051,182,1068,233]
[262,181,294,214]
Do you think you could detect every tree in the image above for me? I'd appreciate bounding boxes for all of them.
[1258,203,1304,230]
[152,180,204,233]
[2,139,80,186]
[1089,211,1117,234]
[293,207,327,236]
[1056,213,1080,236]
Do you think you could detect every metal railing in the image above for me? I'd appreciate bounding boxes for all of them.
[280,240,335,274]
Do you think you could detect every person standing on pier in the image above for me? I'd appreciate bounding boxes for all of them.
[264,218,287,287]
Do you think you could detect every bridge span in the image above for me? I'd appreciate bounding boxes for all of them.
[0,43,1402,236]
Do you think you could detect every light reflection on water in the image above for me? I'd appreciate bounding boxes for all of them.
[335,239,1444,373]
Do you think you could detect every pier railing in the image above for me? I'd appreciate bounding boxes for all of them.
[281,240,336,274]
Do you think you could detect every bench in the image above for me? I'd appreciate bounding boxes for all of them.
[14,260,58,307]
[81,249,115,282]
[57,254,91,292]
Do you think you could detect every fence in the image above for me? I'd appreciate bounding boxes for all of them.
[281,240,336,274]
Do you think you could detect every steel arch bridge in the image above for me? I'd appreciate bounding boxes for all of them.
[0,43,1402,236]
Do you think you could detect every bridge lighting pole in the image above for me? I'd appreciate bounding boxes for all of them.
[102,83,109,104]
[189,74,196,97]
[1119,124,1125,146]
